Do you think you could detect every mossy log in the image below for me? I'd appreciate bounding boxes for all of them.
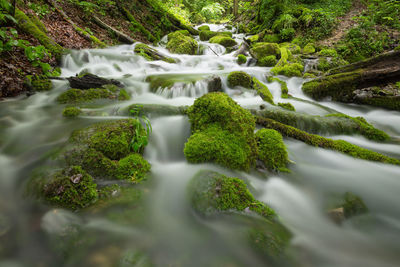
[14,8,65,58]
[45,0,106,48]
[256,117,400,166]
[124,103,188,117]
[302,51,400,110]
[252,108,389,141]
[92,15,135,44]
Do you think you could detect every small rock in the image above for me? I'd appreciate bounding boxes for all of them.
[207,75,222,92]
[328,207,345,225]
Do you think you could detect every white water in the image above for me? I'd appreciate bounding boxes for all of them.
[0,24,400,266]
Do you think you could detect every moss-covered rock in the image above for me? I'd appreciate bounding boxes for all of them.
[42,166,98,210]
[252,78,274,105]
[250,43,281,60]
[258,55,277,67]
[57,88,114,104]
[248,34,259,44]
[278,102,295,111]
[271,47,304,77]
[25,75,53,91]
[199,30,218,41]
[62,107,82,118]
[237,54,247,65]
[263,34,280,43]
[317,57,348,72]
[227,71,253,88]
[134,43,176,63]
[118,88,131,100]
[167,31,198,55]
[303,43,316,54]
[66,119,151,182]
[267,77,289,98]
[279,42,301,54]
[341,192,368,218]
[256,129,289,172]
[209,35,237,48]
[198,25,210,31]
[184,93,257,171]
[188,171,275,218]
[318,48,338,57]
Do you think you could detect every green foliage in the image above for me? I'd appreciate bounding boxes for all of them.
[318,48,338,57]
[368,0,400,30]
[200,2,225,21]
[28,2,53,18]
[255,129,289,172]
[337,16,390,62]
[279,27,295,41]
[128,108,152,154]
[258,55,277,67]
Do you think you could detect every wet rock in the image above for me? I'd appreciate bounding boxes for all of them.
[134,43,176,63]
[328,207,345,224]
[206,75,222,92]
[67,73,124,90]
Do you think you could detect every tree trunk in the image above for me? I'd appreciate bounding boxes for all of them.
[233,0,239,17]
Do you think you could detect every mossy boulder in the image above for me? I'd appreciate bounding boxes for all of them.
[263,34,280,43]
[317,57,348,72]
[57,88,114,104]
[279,42,301,54]
[256,129,289,172]
[303,43,316,54]
[248,34,259,44]
[199,30,218,41]
[188,171,275,218]
[66,119,151,182]
[25,75,53,91]
[341,192,369,218]
[62,107,81,118]
[184,93,257,171]
[134,43,176,63]
[237,54,247,65]
[271,47,304,77]
[42,166,98,210]
[227,71,252,88]
[318,48,338,57]
[209,35,237,48]
[167,31,198,55]
[250,43,281,60]
[198,25,210,31]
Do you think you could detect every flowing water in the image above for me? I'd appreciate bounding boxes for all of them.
[1,24,400,267]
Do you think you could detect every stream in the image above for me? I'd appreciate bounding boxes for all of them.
[1,24,400,267]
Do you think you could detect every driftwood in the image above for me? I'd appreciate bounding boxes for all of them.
[92,15,135,44]
[67,74,124,89]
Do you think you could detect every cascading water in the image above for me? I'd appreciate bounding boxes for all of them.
[0,24,400,267]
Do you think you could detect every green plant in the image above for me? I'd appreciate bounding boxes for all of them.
[200,3,225,21]
[129,107,152,154]
[28,2,53,18]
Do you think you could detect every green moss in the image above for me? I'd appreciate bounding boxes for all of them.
[62,107,81,118]
[26,75,52,91]
[271,63,304,77]
[256,117,400,166]
[184,125,256,171]
[248,34,259,43]
[15,9,65,58]
[134,43,176,63]
[28,14,47,33]
[279,42,301,54]
[118,89,131,100]
[267,77,289,98]
[395,46,400,51]
[122,7,157,42]
[319,48,338,57]
[67,119,151,180]
[250,42,281,60]
[167,31,198,55]
[342,192,368,218]
[198,25,210,31]
[199,30,218,41]
[317,57,348,72]
[116,154,151,183]
[303,72,317,78]
[252,78,274,105]
[75,27,106,48]
[185,93,257,171]
[227,71,253,88]
[258,55,277,67]
[302,70,363,100]
[209,35,237,48]
[57,88,113,104]
[325,113,390,141]
[43,166,98,210]
[278,102,295,111]
[237,54,247,65]
[256,129,289,172]
[188,171,276,218]
[263,34,280,43]
[303,43,316,54]
[355,96,400,111]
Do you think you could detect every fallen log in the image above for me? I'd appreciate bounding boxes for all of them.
[67,73,124,89]
[92,15,135,44]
